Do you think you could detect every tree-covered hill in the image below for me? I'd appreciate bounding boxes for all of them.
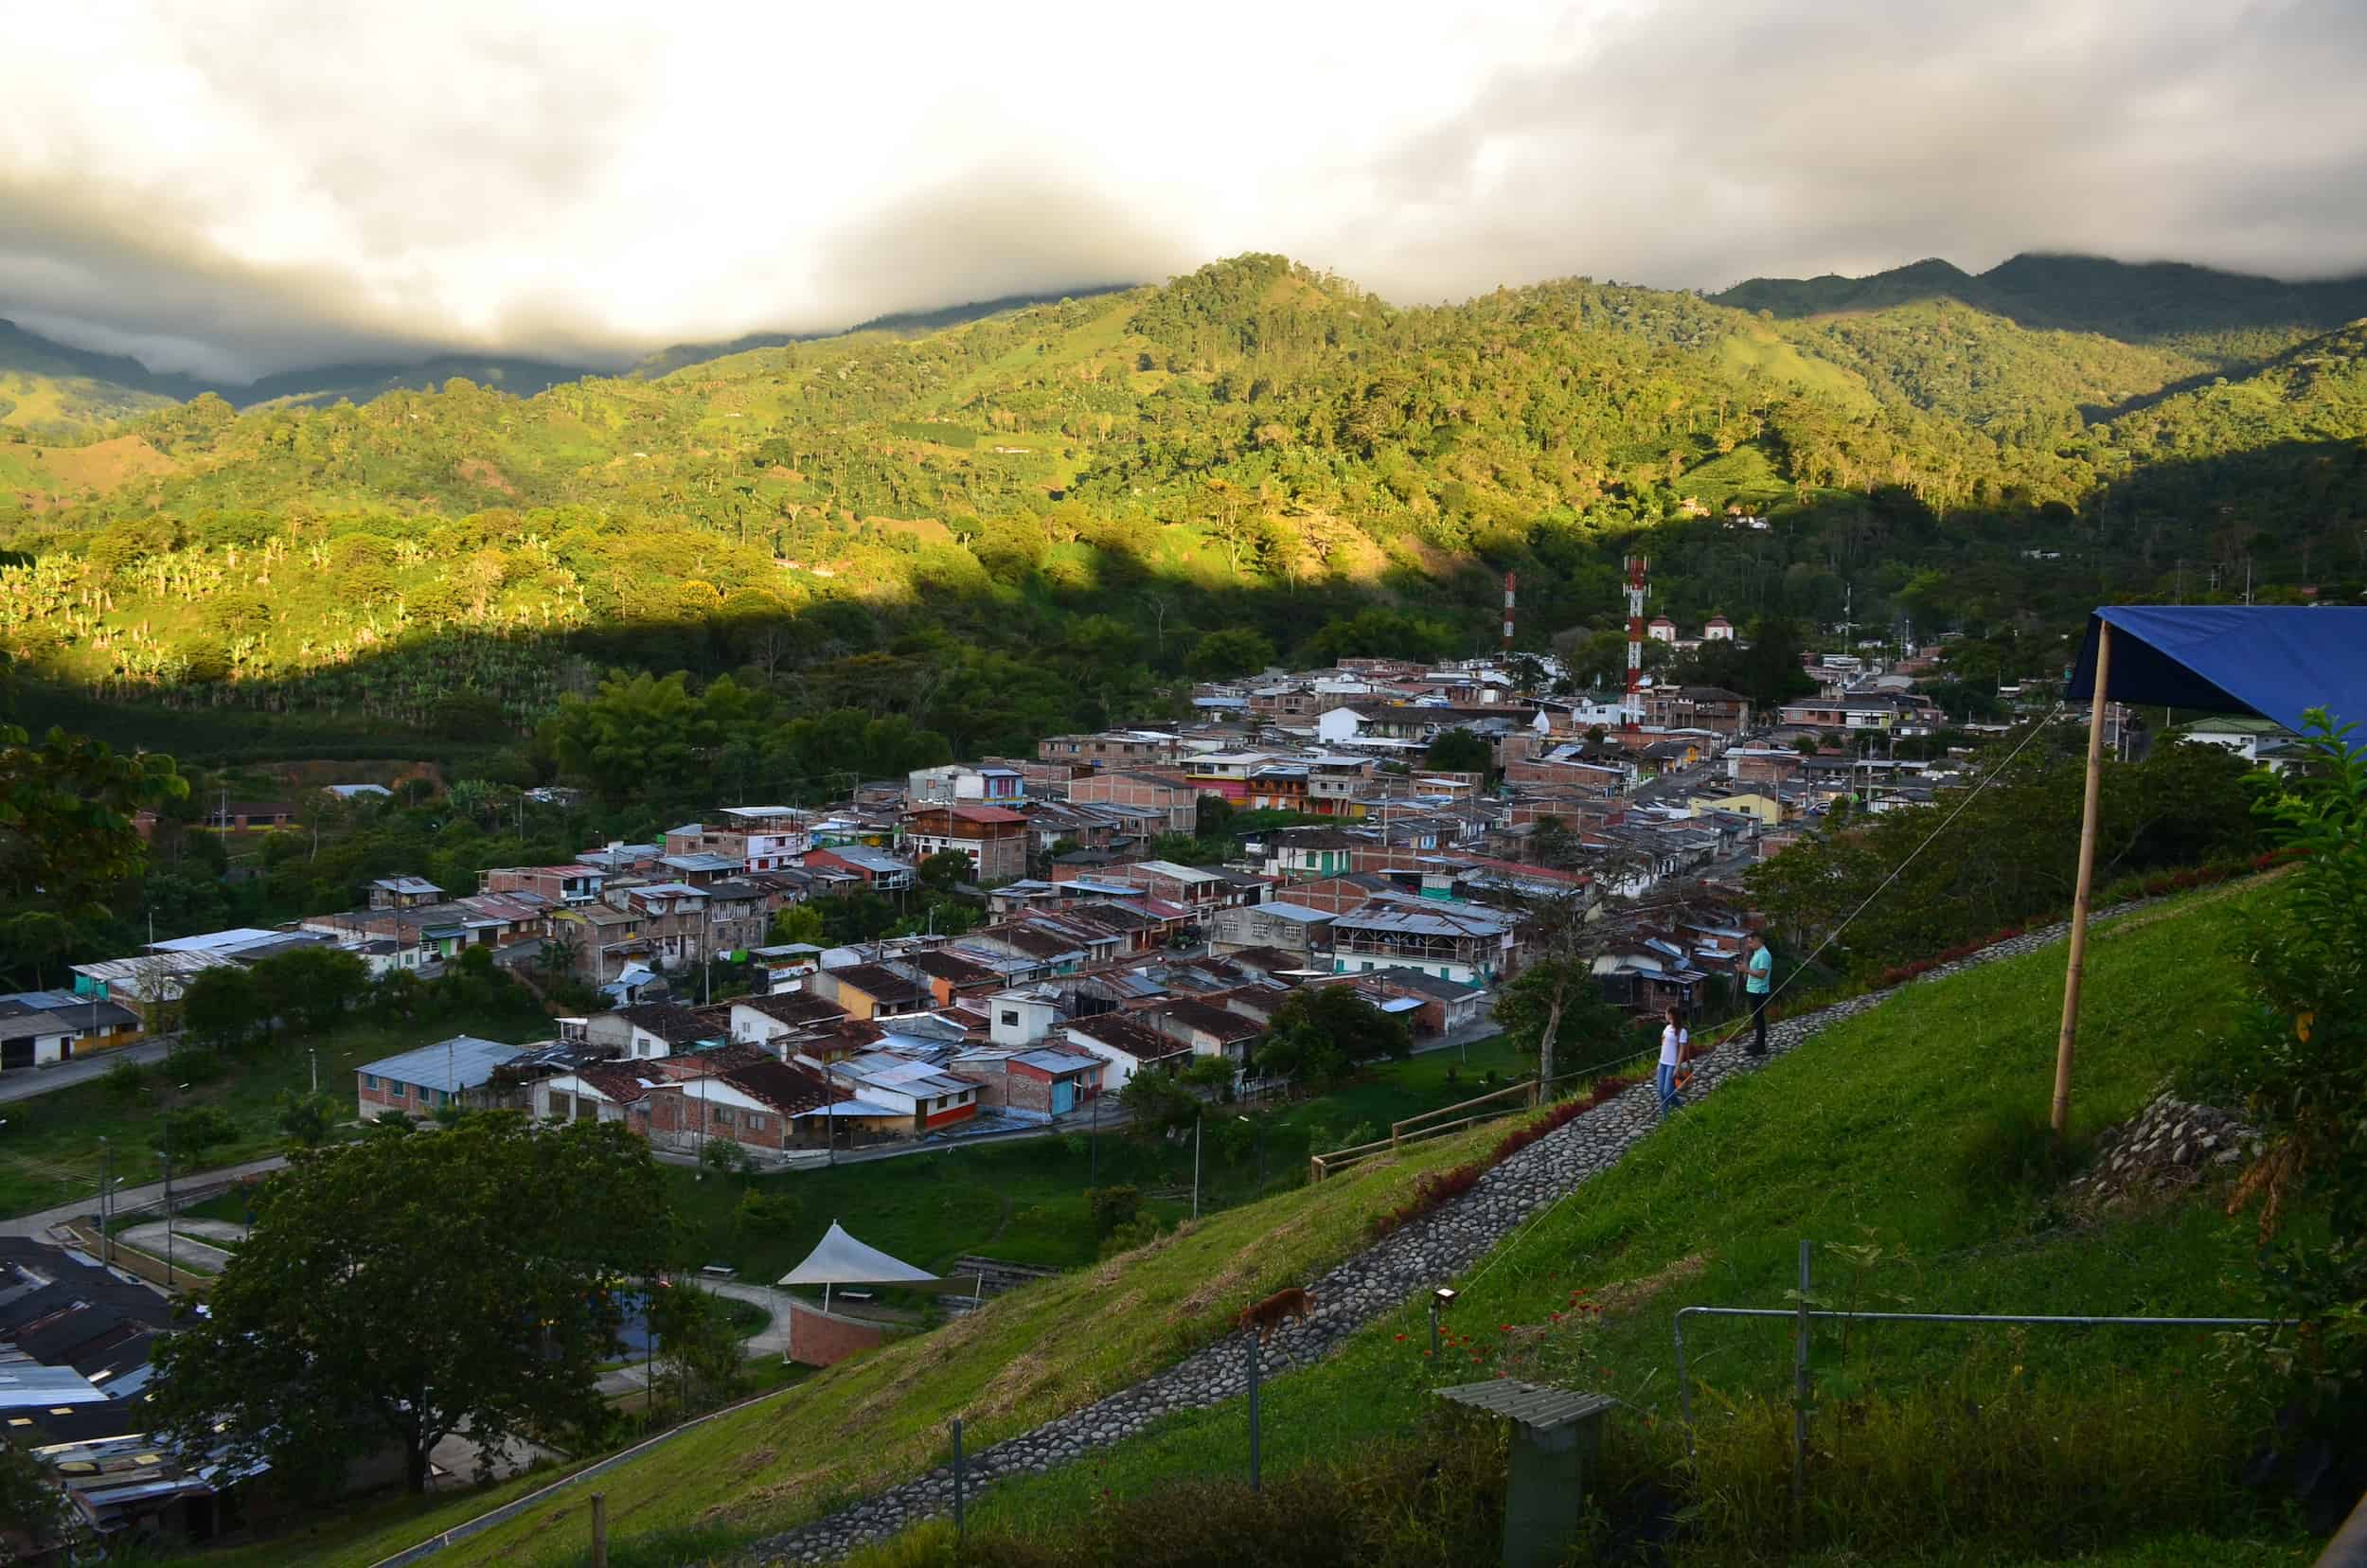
[1717,250,2367,366]
[2,253,2363,771]
[0,318,195,437]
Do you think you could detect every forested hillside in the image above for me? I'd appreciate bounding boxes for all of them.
[3,253,2364,775]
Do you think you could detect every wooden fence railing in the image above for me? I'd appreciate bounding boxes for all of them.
[1308,1078,1539,1182]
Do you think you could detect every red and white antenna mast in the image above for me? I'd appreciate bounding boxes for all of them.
[1501,571,1517,654]
[1623,555,1648,731]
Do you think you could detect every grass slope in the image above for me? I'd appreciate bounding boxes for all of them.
[227,883,2303,1568]
[174,1111,1510,1568]
[892,883,2312,1564]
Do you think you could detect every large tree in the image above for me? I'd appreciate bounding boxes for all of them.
[1255,987,1413,1088]
[0,654,186,985]
[151,1115,668,1494]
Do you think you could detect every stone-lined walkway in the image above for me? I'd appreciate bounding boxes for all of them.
[750,908,2132,1563]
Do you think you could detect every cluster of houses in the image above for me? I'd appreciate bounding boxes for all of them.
[58,650,1993,1087]
[355,850,1764,1167]
[45,652,1794,1072]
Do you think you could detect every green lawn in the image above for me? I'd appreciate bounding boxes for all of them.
[0,1010,549,1219]
[940,883,2312,1564]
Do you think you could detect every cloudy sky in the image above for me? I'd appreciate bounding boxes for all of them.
[4,0,2363,382]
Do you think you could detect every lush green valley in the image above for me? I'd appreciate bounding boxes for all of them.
[4,252,2365,776]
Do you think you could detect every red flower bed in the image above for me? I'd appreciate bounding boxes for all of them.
[1368,1072,1644,1239]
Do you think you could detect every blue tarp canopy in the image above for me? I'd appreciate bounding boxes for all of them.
[2065,606,2367,736]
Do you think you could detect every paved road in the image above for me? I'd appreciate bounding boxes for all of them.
[596,1276,796,1398]
[0,1154,289,1238]
[0,1039,174,1104]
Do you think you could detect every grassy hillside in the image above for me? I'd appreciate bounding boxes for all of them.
[164,1112,1515,1568]
[863,882,2313,1565]
[193,880,2313,1568]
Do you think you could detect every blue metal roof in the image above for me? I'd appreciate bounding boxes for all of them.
[2068,606,2367,738]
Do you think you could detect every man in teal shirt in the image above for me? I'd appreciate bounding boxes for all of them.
[1744,932,1773,1057]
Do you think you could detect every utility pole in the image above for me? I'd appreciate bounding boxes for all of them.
[1191,1112,1202,1220]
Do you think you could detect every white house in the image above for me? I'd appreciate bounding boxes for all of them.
[2178,716,2302,773]
[1316,707,1372,743]
[986,988,1062,1048]
[1063,1013,1194,1089]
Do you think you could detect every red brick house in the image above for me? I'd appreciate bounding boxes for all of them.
[901,804,1029,885]
[1064,769,1201,833]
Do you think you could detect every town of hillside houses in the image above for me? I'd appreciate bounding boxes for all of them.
[19,643,2110,1159]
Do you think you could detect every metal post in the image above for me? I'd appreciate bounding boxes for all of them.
[1429,1298,1441,1358]
[161,1115,174,1288]
[1090,1085,1098,1186]
[1192,1114,1201,1220]
[1247,1331,1261,1493]
[1792,1240,1811,1539]
[309,1045,317,1096]
[589,1491,608,1568]
[98,1138,112,1268]
[2054,620,2112,1135]
[952,1417,966,1543]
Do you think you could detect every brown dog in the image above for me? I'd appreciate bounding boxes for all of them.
[1237,1286,1316,1341]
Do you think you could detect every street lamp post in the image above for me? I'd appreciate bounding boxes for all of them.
[159,1113,174,1289]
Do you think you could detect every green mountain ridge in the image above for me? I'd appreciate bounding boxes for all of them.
[1716,251,2367,365]
[0,288,1145,439]
[3,252,2364,769]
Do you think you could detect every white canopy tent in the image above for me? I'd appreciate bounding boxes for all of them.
[777,1221,941,1314]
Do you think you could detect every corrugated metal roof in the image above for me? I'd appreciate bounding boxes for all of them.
[357,1035,524,1093]
[1433,1379,1616,1430]
[0,1363,107,1407]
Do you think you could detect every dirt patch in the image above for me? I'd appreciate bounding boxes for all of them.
[456,457,518,494]
[39,435,177,492]
[1590,1252,1711,1317]
[736,1446,778,1474]
[862,516,953,545]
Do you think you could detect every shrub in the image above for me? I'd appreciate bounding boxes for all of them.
[1100,1213,1168,1258]
[160,1104,238,1160]
[164,1044,227,1085]
[102,1058,152,1104]
[1087,1185,1143,1236]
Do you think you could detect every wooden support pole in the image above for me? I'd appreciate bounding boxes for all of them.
[2053,621,2113,1136]
[589,1492,608,1568]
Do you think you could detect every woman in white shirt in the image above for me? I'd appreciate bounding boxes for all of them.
[1656,1005,1687,1117]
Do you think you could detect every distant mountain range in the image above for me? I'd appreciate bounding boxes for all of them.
[1712,253,2367,364]
[0,289,1131,438]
